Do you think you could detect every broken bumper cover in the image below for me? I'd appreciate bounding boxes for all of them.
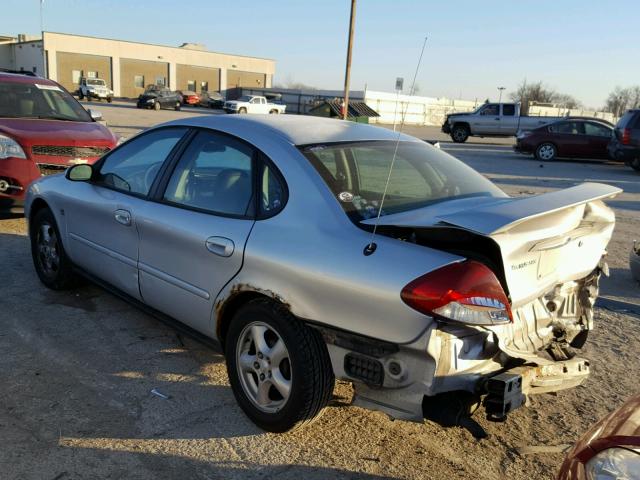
[320,325,591,423]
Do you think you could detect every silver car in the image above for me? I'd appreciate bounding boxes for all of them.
[26,115,620,432]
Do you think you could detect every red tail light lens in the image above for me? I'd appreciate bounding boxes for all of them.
[401,261,512,325]
[622,128,631,145]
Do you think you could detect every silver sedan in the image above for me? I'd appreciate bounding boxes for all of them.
[26,115,620,432]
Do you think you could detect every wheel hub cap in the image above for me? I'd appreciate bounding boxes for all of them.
[236,322,292,413]
[37,222,60,276]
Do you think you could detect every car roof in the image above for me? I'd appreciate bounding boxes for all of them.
[160,115,421,146]
[0,72,58,86]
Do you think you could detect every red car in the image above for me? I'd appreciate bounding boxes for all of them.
[179,90,200,106]
[514,118,614,161]
[558,394,640,479]
[0,72,117,211]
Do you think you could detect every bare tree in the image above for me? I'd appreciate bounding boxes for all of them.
[509,80,582,109]
[273,74,316,91]
[605,86,640,116]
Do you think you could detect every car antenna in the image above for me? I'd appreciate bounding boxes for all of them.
[364,36,428,256]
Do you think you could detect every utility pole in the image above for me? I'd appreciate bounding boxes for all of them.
[497,86,506,104]
[40,0,47,78]
[342,0,357,120]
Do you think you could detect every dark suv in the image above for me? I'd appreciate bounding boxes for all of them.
[608,109,640,171]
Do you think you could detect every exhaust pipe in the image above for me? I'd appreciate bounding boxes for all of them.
[0,179,9,193]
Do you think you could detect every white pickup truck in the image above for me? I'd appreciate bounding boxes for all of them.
[442,102,564,143]
[223,95,286,115]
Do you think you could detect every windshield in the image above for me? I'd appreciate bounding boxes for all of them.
[237,96,252,102]
[0,81,92,122]
[87,79,105,86]
[301,140,506,221]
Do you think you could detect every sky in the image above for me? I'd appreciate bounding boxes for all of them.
[2,0,639,108]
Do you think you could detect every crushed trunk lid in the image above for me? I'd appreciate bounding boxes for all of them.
[362,183,621,307]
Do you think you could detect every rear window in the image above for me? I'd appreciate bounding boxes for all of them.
[301,140,506,222]
[0,81,91,122]
[617,111,639,129]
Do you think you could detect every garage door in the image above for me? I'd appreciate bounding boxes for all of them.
[176,65,220,93]
[120,58,169,98]
[56,52,112,93]
[227,70,266,89]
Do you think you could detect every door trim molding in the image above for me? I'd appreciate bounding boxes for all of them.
[69,232,137,268]
[139,261,211,300]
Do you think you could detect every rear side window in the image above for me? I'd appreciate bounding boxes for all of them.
[502,104,515,116]
[97,127,187,195]
[301,141,506,221]
[584,122,612,137]
[163,130,255,217]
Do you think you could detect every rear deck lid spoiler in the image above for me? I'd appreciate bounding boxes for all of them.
[361,183,621,235]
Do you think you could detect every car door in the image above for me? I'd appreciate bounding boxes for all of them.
[135,129,259,334]
[583,122,613,158]
[472,103,501,134]
[551,121,586,157]
[499,104,518,134]
[64,127,189,299]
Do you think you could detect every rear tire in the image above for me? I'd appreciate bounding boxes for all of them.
[79,91,84,100]
[630,157,640,171]
[535,142,557,161]
[225,298,335,432]
[107,96,112,103]
[451,125,469,143]
[30,207,79,290]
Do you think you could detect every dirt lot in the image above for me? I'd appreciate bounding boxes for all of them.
[1,104,639,480]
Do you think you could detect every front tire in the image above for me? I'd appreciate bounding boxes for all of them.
[535,142,557,161]
[154,101,161,111]
[225,299,335,432]
[107,96,112,103]
[174,102,181,111]
[30,208,79,290]
[629,157,640,171]
[451,125,469,143]
[269,109,278,114]
[238,107,247,114]
[78,91,84,100]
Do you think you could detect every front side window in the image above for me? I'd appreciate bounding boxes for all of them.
[480,104,499,116]
[163,131,254,216]
[97,128,187,195]
[301,141,506,221]
[0,81,91,122]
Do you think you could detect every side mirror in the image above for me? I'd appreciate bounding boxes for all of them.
[88,109,103,121]
[66,163,94,182]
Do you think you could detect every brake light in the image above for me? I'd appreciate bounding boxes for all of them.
[622,128,631,145]
[401,261,512,325]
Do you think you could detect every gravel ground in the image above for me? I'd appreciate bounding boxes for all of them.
[1,105,638,480]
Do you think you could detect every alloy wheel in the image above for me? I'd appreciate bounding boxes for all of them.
[36,221,60,277]
[236,321,292,413]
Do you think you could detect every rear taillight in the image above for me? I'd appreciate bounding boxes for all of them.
[622,128,631,145]
[401,261,512,326]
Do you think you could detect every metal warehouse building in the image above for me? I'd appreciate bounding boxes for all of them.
[0,32,275,97]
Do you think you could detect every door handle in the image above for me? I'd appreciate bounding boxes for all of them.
[205,236,234,257]
[114,209,132,226]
